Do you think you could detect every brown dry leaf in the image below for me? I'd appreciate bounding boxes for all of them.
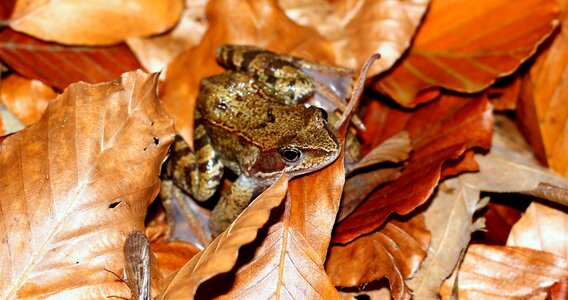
[334,94,493,243]
[326,215,430,300]
[127,0,209,73]
[0,73,55,125]
[517,0,568,177]
[406,176,487,299]
[0,28,143,91]
[440,245,568,299]
[162,0,335,143]
[279,0,430,75]
[8,0,183,46]
[507,202,568,258]
[0,70,174,298]
[338,132,411,221]
[158,174,289,299]
[372,0,559,106]
[462,117,568,206]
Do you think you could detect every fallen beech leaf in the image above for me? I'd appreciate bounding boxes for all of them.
[0,1,15,19]
[476,200,528,245]
[372,0,559,106]
[338,131,412,221]
[0,73,55,125]
[0,29,143,90]
[517,0,568,176]
[334,94,493,243]
[326,215,430,300]
[127,0,209,72]
[0,71,174,298]
[9,0,183,45]
[507,202,568,258]
[162,0,335,143]
[158,174,289,299]
[279,0,430,75]
[406,176,487,299]
[462,118,568,206]
[350,131,411,173]
[440,245,568,299]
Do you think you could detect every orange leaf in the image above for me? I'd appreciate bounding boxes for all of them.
[517,0,568,177]
[8,0,183,45]
[158,174,289,299]
[279,0,430,75]
[334,94,493,243]
[162,0,335,143]
[0,71,174,298]
[0,28,143,90]
[507,202,568,258]
[372,0,559,106]
[127,0,209,72]
[440,245,568,299]
[0,73,55,125]
[326,215,429,300]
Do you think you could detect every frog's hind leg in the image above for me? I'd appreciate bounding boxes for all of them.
[210,175,267,236]
[166,134,224,202]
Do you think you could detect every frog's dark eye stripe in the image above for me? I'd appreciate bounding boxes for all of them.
[317,107,328,122]
[279,147,303,164]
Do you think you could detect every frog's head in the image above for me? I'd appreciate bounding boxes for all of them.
[250,106,341,179]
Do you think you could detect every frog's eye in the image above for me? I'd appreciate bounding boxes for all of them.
[279,147,303,164]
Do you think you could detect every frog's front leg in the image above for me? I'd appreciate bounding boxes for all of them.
[164,132,224,202]
[210,175,270,235]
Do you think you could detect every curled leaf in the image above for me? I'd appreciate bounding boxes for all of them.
[0,73,54,125]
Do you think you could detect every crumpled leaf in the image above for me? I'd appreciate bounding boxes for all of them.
[0,73,55,125]
[8,0,183,46]
[0,70,174,298]
[372,0,559,106]
[127,0,209,72]
[507,202,568,258]
[517,0,568,177]
[334,94,493,243]
[162,0,335,143]
[326,215,430,300]
[338,131,411,221]
[0,28,143,90]
[158,174,289,299]
[406,176,488,299]
[486,76,521,111]
[440,245,568,299]
[279,0,430,75]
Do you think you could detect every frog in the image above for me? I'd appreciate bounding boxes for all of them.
[162,45,354,236]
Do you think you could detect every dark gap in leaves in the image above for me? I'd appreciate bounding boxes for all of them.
[143,146,148,151]
[108,201,122,209]
[195,199,286,298]
[153,137,160,145]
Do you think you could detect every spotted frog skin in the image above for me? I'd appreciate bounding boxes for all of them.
[163,45,345,235]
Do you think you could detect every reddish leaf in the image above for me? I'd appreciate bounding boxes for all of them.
[326,215,430,300]
[371,0,559,106]
[334,94,493,243]
[0,28,142,90]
